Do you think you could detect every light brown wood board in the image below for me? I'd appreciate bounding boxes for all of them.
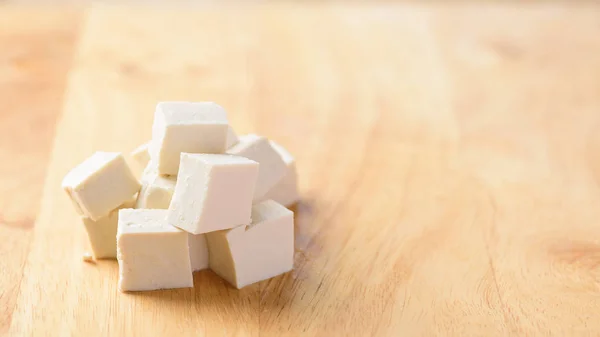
[2,3,600,336]
[0,7,81,336]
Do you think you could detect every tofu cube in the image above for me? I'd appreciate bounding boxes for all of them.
[135,165,177,209]
[167,154,258,234]
[62,152,141,221]
[263,141,299,207]
[82,198,136,259]
[226,125,239,149]
[206,200,294,289]
[133,165,208,272]
[189,234,209,272]
[130,142,151,176]
[150,101,229,175]
[117,209,193,292]
[130,142,150,168]
[226,135,287,200]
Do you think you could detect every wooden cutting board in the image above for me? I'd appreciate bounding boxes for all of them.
[2,3,600,336]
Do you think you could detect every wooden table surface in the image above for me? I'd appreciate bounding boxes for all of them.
[2,3,600,336]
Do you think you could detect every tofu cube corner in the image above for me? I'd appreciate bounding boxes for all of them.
[117,209,193,292]
[206,200,294,289]
[167,153,259,234]
[82,198,136,259]
[226,135,287,200]
[226,125,240,149]
[62,152,141,221]
[189,234,209,272]
[262,141,299,207]
[129,142,151,177]
[149,102,229,175]
[135,164,177,209]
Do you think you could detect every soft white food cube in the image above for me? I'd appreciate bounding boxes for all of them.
[130,142,150,168]
[133,167,208,271]
[135,165,177,209]
[189,234,209,272]
[263,141,299,207]
[129,142,151,178]
[82,198,135,259]
[117,209,193,292]
[168,153,258,234]
[150,101,229,175]
[206,200,294,289]
[226,135,287,200]
[62,152,141,221]
[131,125,237,172]
[226,125,239,149]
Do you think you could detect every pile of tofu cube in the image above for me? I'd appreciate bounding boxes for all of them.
[62,102,298,291]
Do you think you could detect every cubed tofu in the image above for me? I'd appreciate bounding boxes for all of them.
[167,153,259,234]
[117,209,193,292]
[189,234,209,272]
[129,142,151,178]
[130,142,151,169]
[226,135,287,200]
[135,165,177,209]
[262,141,299,207]
[82,198,136,259]
[62,152,141,221]
[226,125,239,149]
[206,200,294,289]
[150,101,229,175]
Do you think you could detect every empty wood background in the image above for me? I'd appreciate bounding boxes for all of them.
[1,2,600,336]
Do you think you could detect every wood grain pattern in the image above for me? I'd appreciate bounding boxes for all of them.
[0,8,80,334]
[3,3,600,336]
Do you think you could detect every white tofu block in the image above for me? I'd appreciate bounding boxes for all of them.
[206,200,294,289]
[130,142,150,169]
[135,163,207,271]
[117,209,193,292]
[263,141,299,207]
[135,165,177,209]
[82,198,136,259]
[62,152,141,221]
[150,101,229,175]
[226,125,239,149]
[226,135,287,200]
[189,234,209,272]
[167,153,259,234]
